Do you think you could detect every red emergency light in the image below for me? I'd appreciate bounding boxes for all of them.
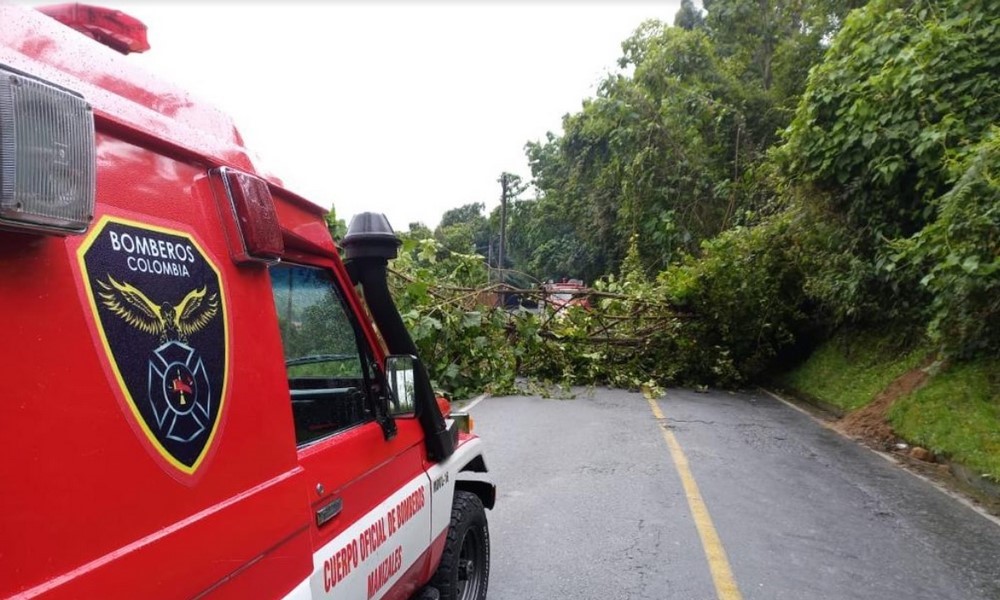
[211,167,284,264]
[37,3,150,55]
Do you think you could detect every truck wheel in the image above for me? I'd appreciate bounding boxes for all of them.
[432,491,489,600]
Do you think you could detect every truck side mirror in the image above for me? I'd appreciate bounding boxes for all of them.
[383,353,455,459]
[386,354,418,415]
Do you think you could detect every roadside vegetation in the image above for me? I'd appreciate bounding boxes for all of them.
[333,0,999,476]
[890,359,1000,481]
[779,330,931,413]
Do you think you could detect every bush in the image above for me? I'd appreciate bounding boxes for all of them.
[893,129,1000,357]
[780,0,1000,239]
[661,210,814,383]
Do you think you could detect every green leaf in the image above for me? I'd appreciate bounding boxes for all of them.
[462,311,482,329]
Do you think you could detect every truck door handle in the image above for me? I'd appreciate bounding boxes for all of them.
[316,497,343,527]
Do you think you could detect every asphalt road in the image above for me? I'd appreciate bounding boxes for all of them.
[468,388,1000,600]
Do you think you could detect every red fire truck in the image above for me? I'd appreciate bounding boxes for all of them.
[0,4,494,599]
[542,279,590,312]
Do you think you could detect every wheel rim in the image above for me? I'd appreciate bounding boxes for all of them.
[456,526,485,599]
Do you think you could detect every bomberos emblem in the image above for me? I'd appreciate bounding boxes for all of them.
[78,216,229,475]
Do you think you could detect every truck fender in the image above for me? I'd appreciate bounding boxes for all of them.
[458,454,488,474]
[454,479,496,510]
[453,449,493,510]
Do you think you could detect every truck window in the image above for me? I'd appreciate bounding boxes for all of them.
[269,264,374,446]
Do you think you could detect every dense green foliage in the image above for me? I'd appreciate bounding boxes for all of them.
[777,0,1000,341]
[434,202,491,257]
[389,235,692,398]
[387,0,997,401]
[893,129,1000,356]
[661,210,818,380]
[512,0,857,282]
[781,0,999,239]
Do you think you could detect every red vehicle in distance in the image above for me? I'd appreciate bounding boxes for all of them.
[542,279,591,313]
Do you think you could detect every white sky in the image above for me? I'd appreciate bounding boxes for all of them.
[33,1,682,228]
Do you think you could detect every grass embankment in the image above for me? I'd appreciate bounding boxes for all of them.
[780,331,929,412]
[780,331,1000,482]
[890,359,1000,482]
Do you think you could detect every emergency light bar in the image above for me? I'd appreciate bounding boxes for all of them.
[211,167,283,264]
[37,4,151,55]
[0,66,96,235]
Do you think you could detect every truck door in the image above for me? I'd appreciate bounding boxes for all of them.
[268,262,435,600]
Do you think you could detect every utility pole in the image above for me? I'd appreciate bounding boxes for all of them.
[497,174,509,285]
[495,171,525,288]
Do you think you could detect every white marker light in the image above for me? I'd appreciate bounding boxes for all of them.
[0,66,96,235]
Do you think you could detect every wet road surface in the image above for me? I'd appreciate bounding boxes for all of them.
[469,388,1000,600]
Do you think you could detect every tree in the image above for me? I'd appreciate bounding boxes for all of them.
[674,0,705,30]
[777,0,1000,335]
[406,222,433,239]
[515,1,859,282]
[434,203,490,256]
[440,203,486,229]
[896,129,1000,356]
[503,196,590,281]
[781,0,999,239]
[325,208,347,241]
[703,0,858,97]
[526,21,767,278]
[495,172,528,277]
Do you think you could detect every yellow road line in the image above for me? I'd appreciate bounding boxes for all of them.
[646,397,743,600]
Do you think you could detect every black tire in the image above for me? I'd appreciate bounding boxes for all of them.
[431,491,490,600]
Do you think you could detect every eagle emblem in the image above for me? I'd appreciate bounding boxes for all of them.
[97,275,219,343]
[78,217,229,476]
